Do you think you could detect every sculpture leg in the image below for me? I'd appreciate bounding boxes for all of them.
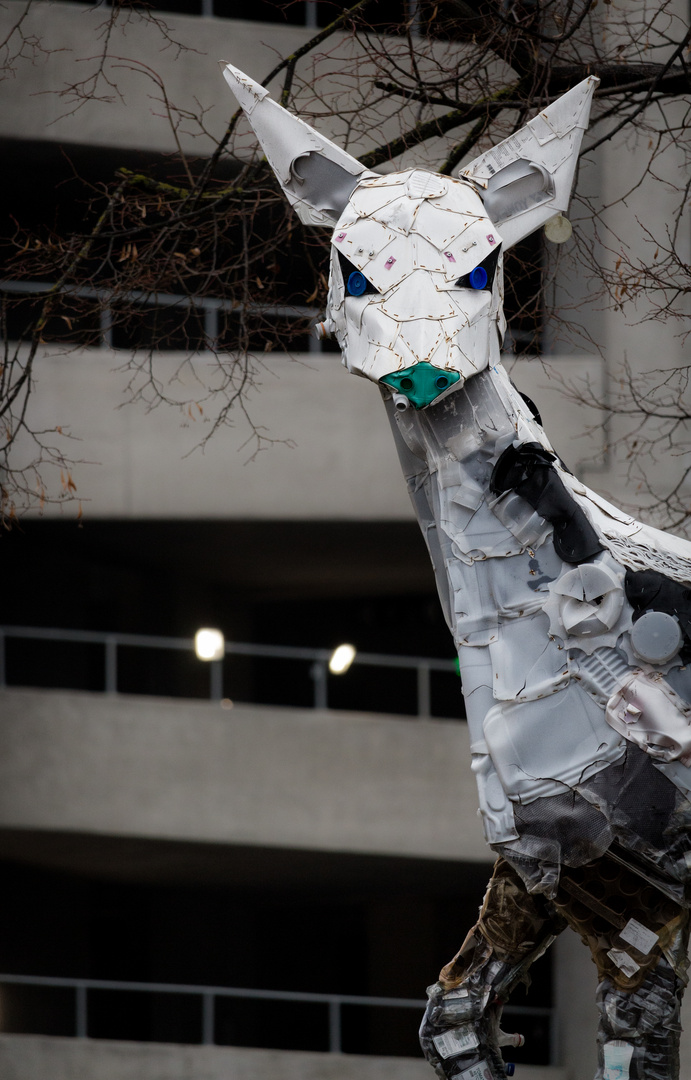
[420,858,567,1080]
[594,958,686,1080]
[550,858,691,1080]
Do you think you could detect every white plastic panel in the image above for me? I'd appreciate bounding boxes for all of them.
[483,682,625,803]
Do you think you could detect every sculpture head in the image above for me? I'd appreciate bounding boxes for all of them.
[222,65,598,411]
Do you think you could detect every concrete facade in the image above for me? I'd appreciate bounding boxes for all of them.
[0,1035,568,1080]
[13,347,605,520]
[1,1,690,1079]
[9,687,691,1080]
[0,689,486,860]
[0,3,313,155]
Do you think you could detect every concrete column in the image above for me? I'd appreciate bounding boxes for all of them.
[553,929,598,1080]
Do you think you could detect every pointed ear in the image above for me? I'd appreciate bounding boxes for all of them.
[459,77,599,249]
[221,62,375,226]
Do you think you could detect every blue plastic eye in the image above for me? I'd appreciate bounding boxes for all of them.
[435,375,449,389]
[347,270,367,297]
[469,266,488,290]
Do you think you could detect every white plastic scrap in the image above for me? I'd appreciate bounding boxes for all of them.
[603,1040,635,1080]
[607,950,641,979]
[459,78,599,248]
[544,554,633,655]
[457,1062,494,1080]
[619,919,659,956]
[433,1024,480,1059]
[222,62,378,226]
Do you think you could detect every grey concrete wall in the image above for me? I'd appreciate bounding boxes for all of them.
[0,689,487,862]
[15,346,413,520]
[16,345,604,520]
[0,3,313,155]
[553,930,598,1080]
[0,2,474,166]
[0,1035,567,1080]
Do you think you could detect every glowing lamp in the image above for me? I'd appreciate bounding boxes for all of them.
[329,644,356,674]
[194,628,225,662]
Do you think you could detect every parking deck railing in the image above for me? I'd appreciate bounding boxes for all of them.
[0,625,458,717]
[0,972,555,1059]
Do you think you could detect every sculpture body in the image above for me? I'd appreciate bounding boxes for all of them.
[222,65,691,1080]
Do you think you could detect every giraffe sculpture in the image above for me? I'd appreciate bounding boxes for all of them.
[222,65,691,1080]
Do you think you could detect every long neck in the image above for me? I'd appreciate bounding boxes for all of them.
[383,365,553,633]
[392,366,520,477]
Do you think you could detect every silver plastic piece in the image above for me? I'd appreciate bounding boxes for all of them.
[471,752,519,843]
[631,611,683,664]
[221,62,377,226]
[459,77,599,249]
[574,647,633,706]
[574,649,691,795]
[544,554,633,654]
[482,159,554,225]
[483,681,625,804]
[392,393,411,412]
[605,670,691,766]
[555,562,625,635]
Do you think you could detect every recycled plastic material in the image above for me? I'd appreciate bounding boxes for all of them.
[222,63,691,1080]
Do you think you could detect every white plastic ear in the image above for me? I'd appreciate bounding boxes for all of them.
[221,62,377,227]
[459,77,599,249]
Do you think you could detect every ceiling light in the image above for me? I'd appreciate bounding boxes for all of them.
[194,628,225,662]
[329,644,356,674]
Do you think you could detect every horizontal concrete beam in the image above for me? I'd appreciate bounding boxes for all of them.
[16,347,604,521]
[0,1036,567,1080]
[0,3,471,165]
[17,346,413,520]
[0,3,313,155]
[0,689,488,862]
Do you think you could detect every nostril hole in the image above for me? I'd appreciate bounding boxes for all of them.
[400,377,413,390]
[435,375,449,389]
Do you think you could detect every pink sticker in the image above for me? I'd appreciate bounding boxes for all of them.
[486,234,496,245]
[335,232,347,243]
[443,251,456,263]
[385,256,396,269]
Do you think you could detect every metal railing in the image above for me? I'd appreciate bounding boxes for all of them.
[1,279,538,355]
[1,278,322,353]
[0,972,554,1058]
[0,625,459,717]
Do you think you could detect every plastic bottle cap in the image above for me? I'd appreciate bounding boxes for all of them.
[469,266,488,290]
[347,271,367,296]
[630,611,683,664]
[544,214,573,244]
